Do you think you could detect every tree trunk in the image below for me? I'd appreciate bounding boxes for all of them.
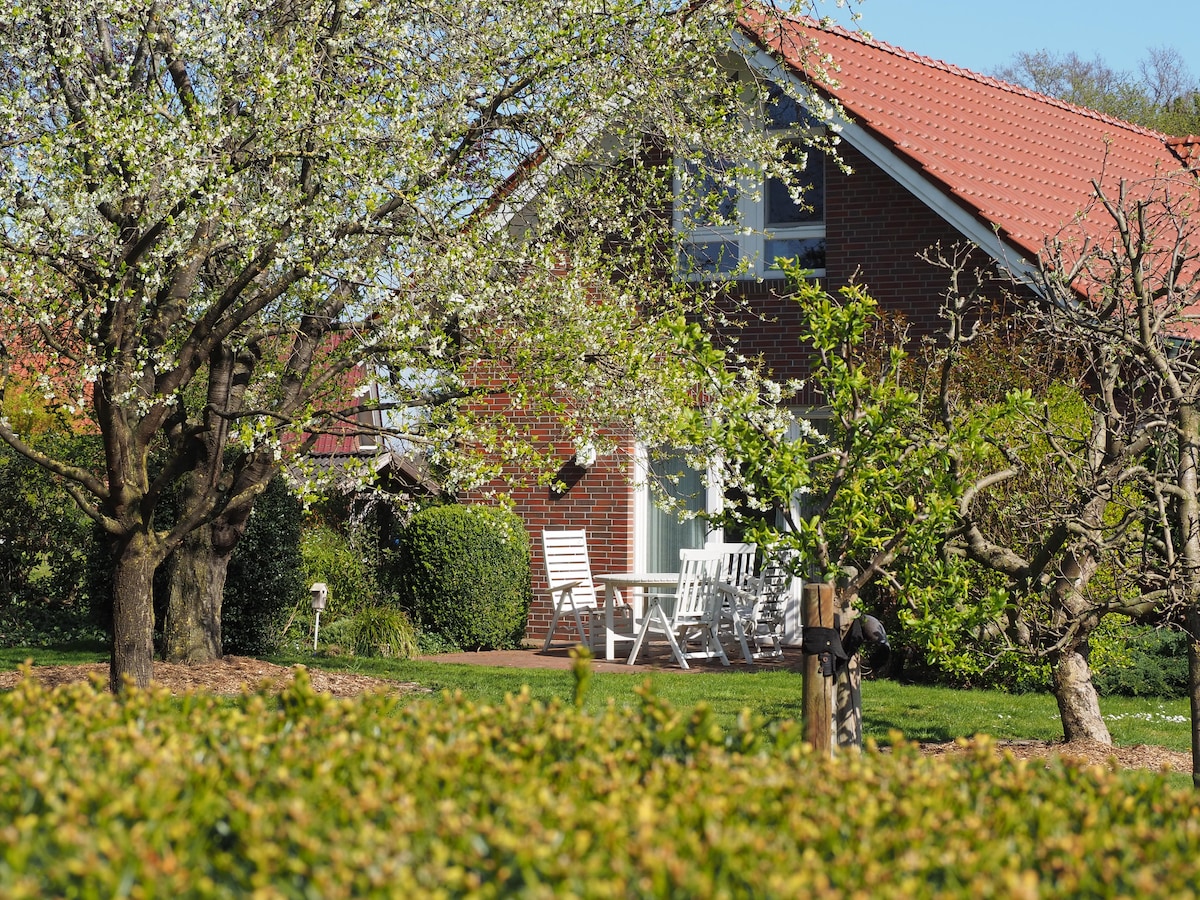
[1176,406,1200,789]
[835,654,863,751]
[833,587,862,752]
[1051,647,1112,744]
[1187,608,1200,789]
[163,525,225,663]
[162,463,271,663]
[110,530,161,692]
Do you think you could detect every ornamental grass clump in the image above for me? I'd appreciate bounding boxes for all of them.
[344,606,419,659]
[0,662,1198,897]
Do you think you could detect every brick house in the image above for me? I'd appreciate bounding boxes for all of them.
[492,12,1200,644]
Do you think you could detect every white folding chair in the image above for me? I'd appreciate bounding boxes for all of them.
[541,529,603,651]
[626,548,730,669]
[708,541,759,662]
[732,564,791,660]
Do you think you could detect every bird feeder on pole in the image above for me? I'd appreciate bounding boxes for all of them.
[310,582,328,650]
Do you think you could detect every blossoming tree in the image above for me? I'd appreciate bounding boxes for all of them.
[0,0,835,687]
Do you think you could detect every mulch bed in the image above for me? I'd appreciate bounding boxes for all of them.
[0,659,1190,774]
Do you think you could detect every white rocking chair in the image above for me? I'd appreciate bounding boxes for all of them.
[626,548,730,669]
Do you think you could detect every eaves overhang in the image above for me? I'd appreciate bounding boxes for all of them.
[732,29,1043,295]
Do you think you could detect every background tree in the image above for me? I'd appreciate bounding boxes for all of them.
[1018,170,1200,783]
[685,252,1164,747]
[668,264,980,747]
[0,0,837,687]
[909,247,1159,745]
[676,264,966,640]
[995,47,1200,135]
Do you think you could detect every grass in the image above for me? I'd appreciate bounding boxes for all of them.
[267,650,1194,754]
[0,641,107,668]
[1,644,1190,755]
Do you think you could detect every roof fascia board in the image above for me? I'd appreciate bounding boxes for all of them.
[733,32,1043,291]
[485,99,633,234]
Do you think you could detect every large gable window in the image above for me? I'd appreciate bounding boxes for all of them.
[677,85,826,279]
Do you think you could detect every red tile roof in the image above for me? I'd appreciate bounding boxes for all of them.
[1168,136,1200,170]
[740,12,1194,262]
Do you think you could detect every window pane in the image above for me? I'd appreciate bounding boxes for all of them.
[679,240,740,275]
[681,158,737,227]
[766,149,824,225]
[766,237,826,272]
[646,452,708,573]
[765,83,822,130]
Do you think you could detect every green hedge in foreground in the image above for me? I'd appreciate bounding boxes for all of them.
[0,667,1198,898]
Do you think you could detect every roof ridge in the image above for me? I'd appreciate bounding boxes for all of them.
[778,12,1170,142]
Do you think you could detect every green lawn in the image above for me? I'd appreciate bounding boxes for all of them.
[265,651,1193,754]
[1,645,1190,755]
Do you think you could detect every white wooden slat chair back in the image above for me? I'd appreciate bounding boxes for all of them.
[671,549,725,627]
[541,529,600,651]
[708,541,758,592]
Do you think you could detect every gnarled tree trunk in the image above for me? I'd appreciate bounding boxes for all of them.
[1187,608,1200,790]
[163,525,225,663]
[162,458,275,664]
[1044,531,1111,744]
[1050,645,1112,744]
[1176,405,1200,788]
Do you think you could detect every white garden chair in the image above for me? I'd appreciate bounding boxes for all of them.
[708,541,760,662]
[626,548,729,669]
[726,563,791,660]
[541,529,606,651]
[708,541,758,594]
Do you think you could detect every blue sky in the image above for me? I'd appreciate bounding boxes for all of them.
[817,0,1199,80]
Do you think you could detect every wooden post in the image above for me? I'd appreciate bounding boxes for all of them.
[801,582,836,755]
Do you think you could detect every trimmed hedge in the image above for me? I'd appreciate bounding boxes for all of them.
[0,663,1198,897]
[395,504,531,650]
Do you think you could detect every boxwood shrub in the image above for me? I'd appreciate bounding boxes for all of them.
[0,665,1198,897]
[394,503,531,650]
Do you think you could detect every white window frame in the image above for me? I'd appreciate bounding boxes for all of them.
[674,97,826,280]
[633,443,724,572]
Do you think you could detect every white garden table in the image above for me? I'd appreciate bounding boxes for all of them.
[593,572,678,661]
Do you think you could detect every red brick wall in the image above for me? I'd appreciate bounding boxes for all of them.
[711,144,1015,388]
[463,358,640,639]
[492,439,637,643]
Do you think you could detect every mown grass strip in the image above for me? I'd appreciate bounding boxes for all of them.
[268,652,1193,753]
[1,647,1191,754]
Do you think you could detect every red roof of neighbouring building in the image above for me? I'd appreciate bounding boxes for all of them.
[740,11,1195,262]
[1168,135,1200,171]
